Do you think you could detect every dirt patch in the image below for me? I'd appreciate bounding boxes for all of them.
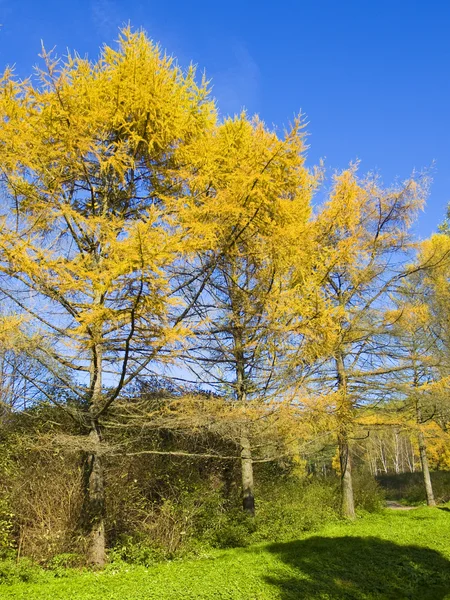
[386,500,417,510]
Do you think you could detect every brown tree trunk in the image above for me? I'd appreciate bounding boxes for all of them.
[86,424,106,566]
[240,433,255,516]
[234,320,255,516]
[336,354,356,520]
[339,429,356,519]
[84,337,107,566]
[418,428,436,506]
[416,403,436,507]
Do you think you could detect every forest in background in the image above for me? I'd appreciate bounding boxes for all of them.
[0,28,450,570]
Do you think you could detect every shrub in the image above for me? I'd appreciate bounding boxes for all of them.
[109,536,166,566]
[0,445,15,557]
[0,557,39,585]
[252,476,340,543]
[10,449,83,562]
[0,498,14,558]
[208,511,257,549]
[47,553,84,570]
[353,469,385,513]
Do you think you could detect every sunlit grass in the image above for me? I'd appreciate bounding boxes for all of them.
[2,508,450,599]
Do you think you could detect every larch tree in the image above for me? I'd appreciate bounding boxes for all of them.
[180,115,319,516]
[384,285,443,505]
[0,28,217,565]
[419,233,450,384]
[382,223,450,502]
[302,168,426,518]
[408,233,450,497]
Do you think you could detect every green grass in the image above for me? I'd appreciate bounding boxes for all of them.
[2,508,450,599]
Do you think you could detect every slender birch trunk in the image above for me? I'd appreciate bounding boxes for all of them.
[406,438,416,473]
[379,439,388,474]
[393,429,400,474]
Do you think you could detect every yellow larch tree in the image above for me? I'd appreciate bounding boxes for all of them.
[295,167,427,518]
[180,115,321,516]
[0,28,217,565]
[381,294,443,505]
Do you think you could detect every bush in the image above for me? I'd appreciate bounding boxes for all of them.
[8,445,83,563]
[0,499,14,558]
[47,553,84,570]
[251,476,340,543]
[208,511,257,549]
[0,557,39,585]
[353,470,385,513]
[109,536,166,566]
[210,523,251,549]
[105,456,232,556]
[0,445,15,557]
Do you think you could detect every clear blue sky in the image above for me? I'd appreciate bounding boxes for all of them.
[0,0,448,237]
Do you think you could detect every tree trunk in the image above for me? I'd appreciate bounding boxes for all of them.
[234,321,255,516]
[86,424,106,566]
[406,438,416,473]
[393,429,400,474]
[336,354,356,520]
[379,438,388,473]
[416,403,436,507]
[418,428,436,506]
[339,429,356,519]
[240,433,255,516]
[84,336,107,566]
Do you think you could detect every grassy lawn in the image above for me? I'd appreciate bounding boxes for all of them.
[2,508,450,599]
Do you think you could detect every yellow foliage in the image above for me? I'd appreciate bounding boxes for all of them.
[0,27,220,408]
[0,315,25,349]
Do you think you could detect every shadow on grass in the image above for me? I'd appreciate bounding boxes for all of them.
[266,536,450,599]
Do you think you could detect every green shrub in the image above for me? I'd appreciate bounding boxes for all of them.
[353,470,385,512]
[211,523,251,549]
[109,535,167,567]
[47,553,84,570]
[208,511,257,549]
[0,558,39,585]
[252,476,340,543]
[0,445,16,558]
[0,499,14,558]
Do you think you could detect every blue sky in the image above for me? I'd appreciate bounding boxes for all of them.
[0,0,448,237]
